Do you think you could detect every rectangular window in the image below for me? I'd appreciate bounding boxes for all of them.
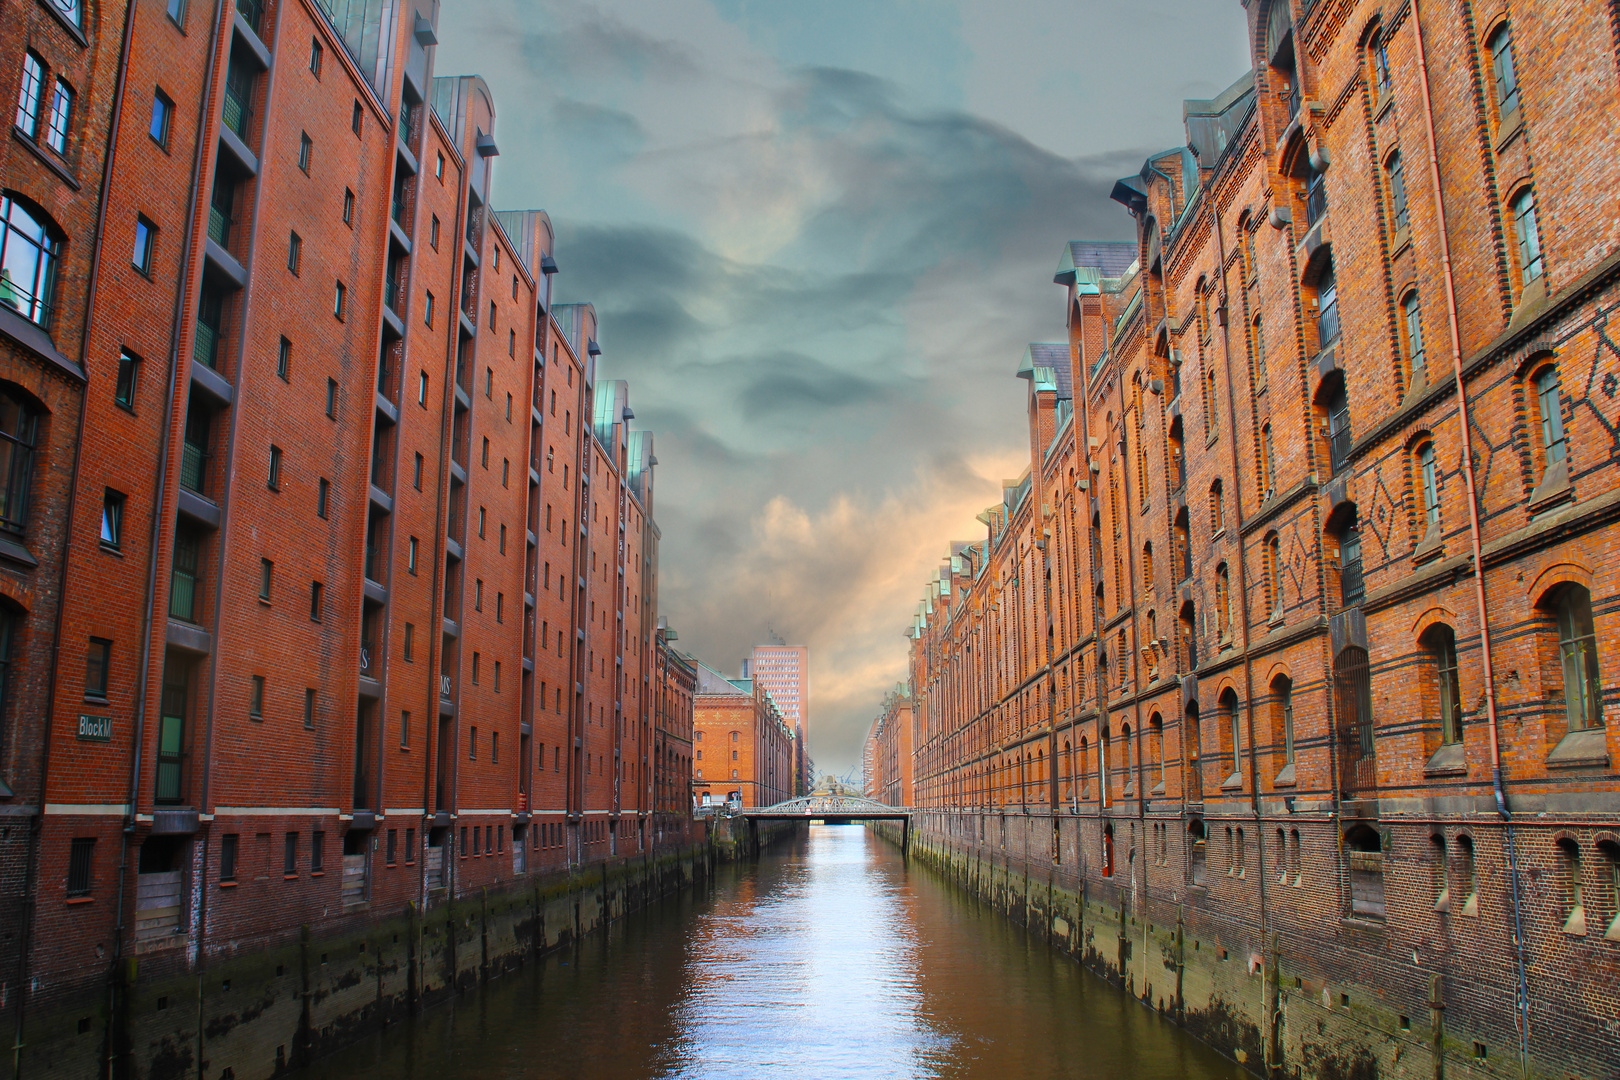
[385,829,397,865]
[311,830,324,873]
[85,638,111,699]
[342,187,354,225]
[403,622,414,660]
[485,367,493,398]
[333,280,347,320]
[259,557,272,601]
[474,579,483,611]
[492,731,499,762]
[309,581,323,622]
[472,653,480,685]
[493,661,501,692]
[502,459,509,487]
[481,437,489,469]
[436,152,444,180]
[408,536,419,574]
[413,452,423,490]
[469,725,477,758]
[283,832,298,876]
[424,290,435,327]
[220,834,238,882]
[277,337,291,380]
[400,710,411,748]
[496,592,503,622]
[66,838,94,897]
[267,445,282,490]
[317,478,329,518]
[298,131,312,173]
[478,507,486,538]
[309,38,323,77]
[100,489,125,548]
[460,827,467,856]
[498,524,506,554]
[1386,151,1408,233]
[351,99,362,135]
[405,827,415,863]
[166,0,187,25]
[1513,188,1544,284]
[16,54,43,138]
[287,231,302,275]
[326,377,338,418]
[418,372,428,406]
[115,351,139,409]
[133,216,156,273]
[430,214,440,249]
[44,79,72,154]
[304,688,316,728]
[250,674,264,718]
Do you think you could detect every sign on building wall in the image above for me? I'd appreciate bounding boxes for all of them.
[77,715,112,742]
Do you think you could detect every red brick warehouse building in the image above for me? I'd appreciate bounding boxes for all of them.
[0,1,691,1075]
[906,2,1620,1078]
[692,659,796,810]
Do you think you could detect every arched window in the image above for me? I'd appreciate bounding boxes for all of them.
[1487,23,1520,118]
[1265,534,1284,616]
[1210,479,1225,534]
[1121,723,1133,793]
[0,194,62,327]
[1545,584,1601,734]
[1370,25,1392,97]
[1401,289,1425,388]
[1333,508,1364,609]
[1220,689,1241,783]
[1558,838,1585,934]
[1179,600,1198,673]
[1149,713,1165,791]
[1385,151,1409,234]
[1415,441,1440,534]
[1323,371,1352,475]
[1260,423,1277,496]
[1596,840,1620,939]
[1169,418,1187,494]
[1512,187,1544,285]
[1423,624,1463,746]
[1078,736,1090,800]
[1215,564,1231,639]
[0,387,40,535]
[1272,674,1296,772]
[1101,825,1115,877]
[1431,834,1450,909]
[1142,541,1153,588]
[1251,314,1267,391]
[1204,366,1219,437]
[1532,364,1567,476]
[1457,834,1477,914]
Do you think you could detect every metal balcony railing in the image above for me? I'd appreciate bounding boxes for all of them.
[193,320,219,368]
[208,203,232,248]
[180,441,206,493]
[1305,174,1328,228]
[235,0,264,34]
[222,84,252,140]
[169,567,198,621]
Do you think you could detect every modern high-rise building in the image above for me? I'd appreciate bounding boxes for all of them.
[749,642,809,793]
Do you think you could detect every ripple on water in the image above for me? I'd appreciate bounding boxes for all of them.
[293,825,1247,1080]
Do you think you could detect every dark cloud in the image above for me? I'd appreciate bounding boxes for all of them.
[436,1,1246,776]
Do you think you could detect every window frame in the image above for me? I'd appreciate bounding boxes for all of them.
[85,637,111,700]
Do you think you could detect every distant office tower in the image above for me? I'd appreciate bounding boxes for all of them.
[749,644,809,793]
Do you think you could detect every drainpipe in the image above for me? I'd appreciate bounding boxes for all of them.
[1410,2,1530,1072]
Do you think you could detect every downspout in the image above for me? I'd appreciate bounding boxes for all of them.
[1410,2,1529,1069]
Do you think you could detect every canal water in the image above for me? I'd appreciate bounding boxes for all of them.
[297,825,1248,1080]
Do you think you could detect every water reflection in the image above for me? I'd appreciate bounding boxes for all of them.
[300,826,1246,1080]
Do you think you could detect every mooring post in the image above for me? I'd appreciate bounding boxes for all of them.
[901,816,910,861]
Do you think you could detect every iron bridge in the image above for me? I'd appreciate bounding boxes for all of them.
[738,794,910,823]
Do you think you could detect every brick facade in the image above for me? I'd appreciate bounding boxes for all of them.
[906,3,1620,1078]
[691,659,797,810]
[861,684,912,807]
[0,2,691,1075]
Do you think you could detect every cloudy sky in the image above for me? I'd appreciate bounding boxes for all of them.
[437,1,1250,779]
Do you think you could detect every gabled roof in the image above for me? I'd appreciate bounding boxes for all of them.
[1055,241,1138,285]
